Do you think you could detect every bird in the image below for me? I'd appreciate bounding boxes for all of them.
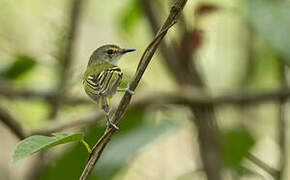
[83,44,135,129]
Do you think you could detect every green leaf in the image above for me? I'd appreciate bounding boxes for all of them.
[11,132,84,164]
[221,128,255,169]
[120,0,143,32]
[2,55,37,80]
[248,0,290,61]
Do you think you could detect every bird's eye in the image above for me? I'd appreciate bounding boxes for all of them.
[107,49,113,55]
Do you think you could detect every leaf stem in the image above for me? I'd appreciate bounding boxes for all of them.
[80,140,92,154]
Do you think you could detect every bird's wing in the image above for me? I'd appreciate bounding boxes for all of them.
[84,66,123,99]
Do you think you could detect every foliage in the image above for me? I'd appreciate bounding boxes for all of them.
[11,132,85,164]
[248,0,290,62]
[1,55,36,80]
[119,0,143,33]
[221,128,255,170]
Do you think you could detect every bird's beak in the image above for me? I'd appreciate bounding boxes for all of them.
[120,48,136,54]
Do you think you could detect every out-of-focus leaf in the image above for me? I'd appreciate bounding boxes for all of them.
[93,120,175,179]
[244,37,281,89]
[221,128,255,169]
[1,55,36,80]
[11,132,84,164]
[120,0,143,33]
[248,0,290,61]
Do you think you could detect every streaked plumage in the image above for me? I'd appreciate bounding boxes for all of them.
[83,64,123,113]
[83,44,135,129]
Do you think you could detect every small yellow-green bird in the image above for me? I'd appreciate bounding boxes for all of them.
[83,44,135,129]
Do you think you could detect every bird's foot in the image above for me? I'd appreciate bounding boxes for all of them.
[117,83,134,95]
[106,119,119,130]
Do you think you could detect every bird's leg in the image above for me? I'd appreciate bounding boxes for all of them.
[101,96,119,130]
[117,83,134,95]
[105,112,119,130]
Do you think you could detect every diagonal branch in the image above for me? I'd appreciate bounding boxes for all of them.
[0,106,26,140]
[246,153,280,179]
[79,0,188,179]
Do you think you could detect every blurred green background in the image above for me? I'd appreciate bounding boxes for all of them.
[1,0,290,179]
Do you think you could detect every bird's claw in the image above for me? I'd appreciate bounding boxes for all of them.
[126,88,134,95]
[106,120,119,130]
[117,83,134,95]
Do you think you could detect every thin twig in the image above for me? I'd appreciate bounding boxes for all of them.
[0,83,52,100]
[0,84,90,105]
[79,1,188,179]
[246,153,280,179]
[0,106,26,140]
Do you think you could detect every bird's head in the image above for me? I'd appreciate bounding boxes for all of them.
[88,44,135,65]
